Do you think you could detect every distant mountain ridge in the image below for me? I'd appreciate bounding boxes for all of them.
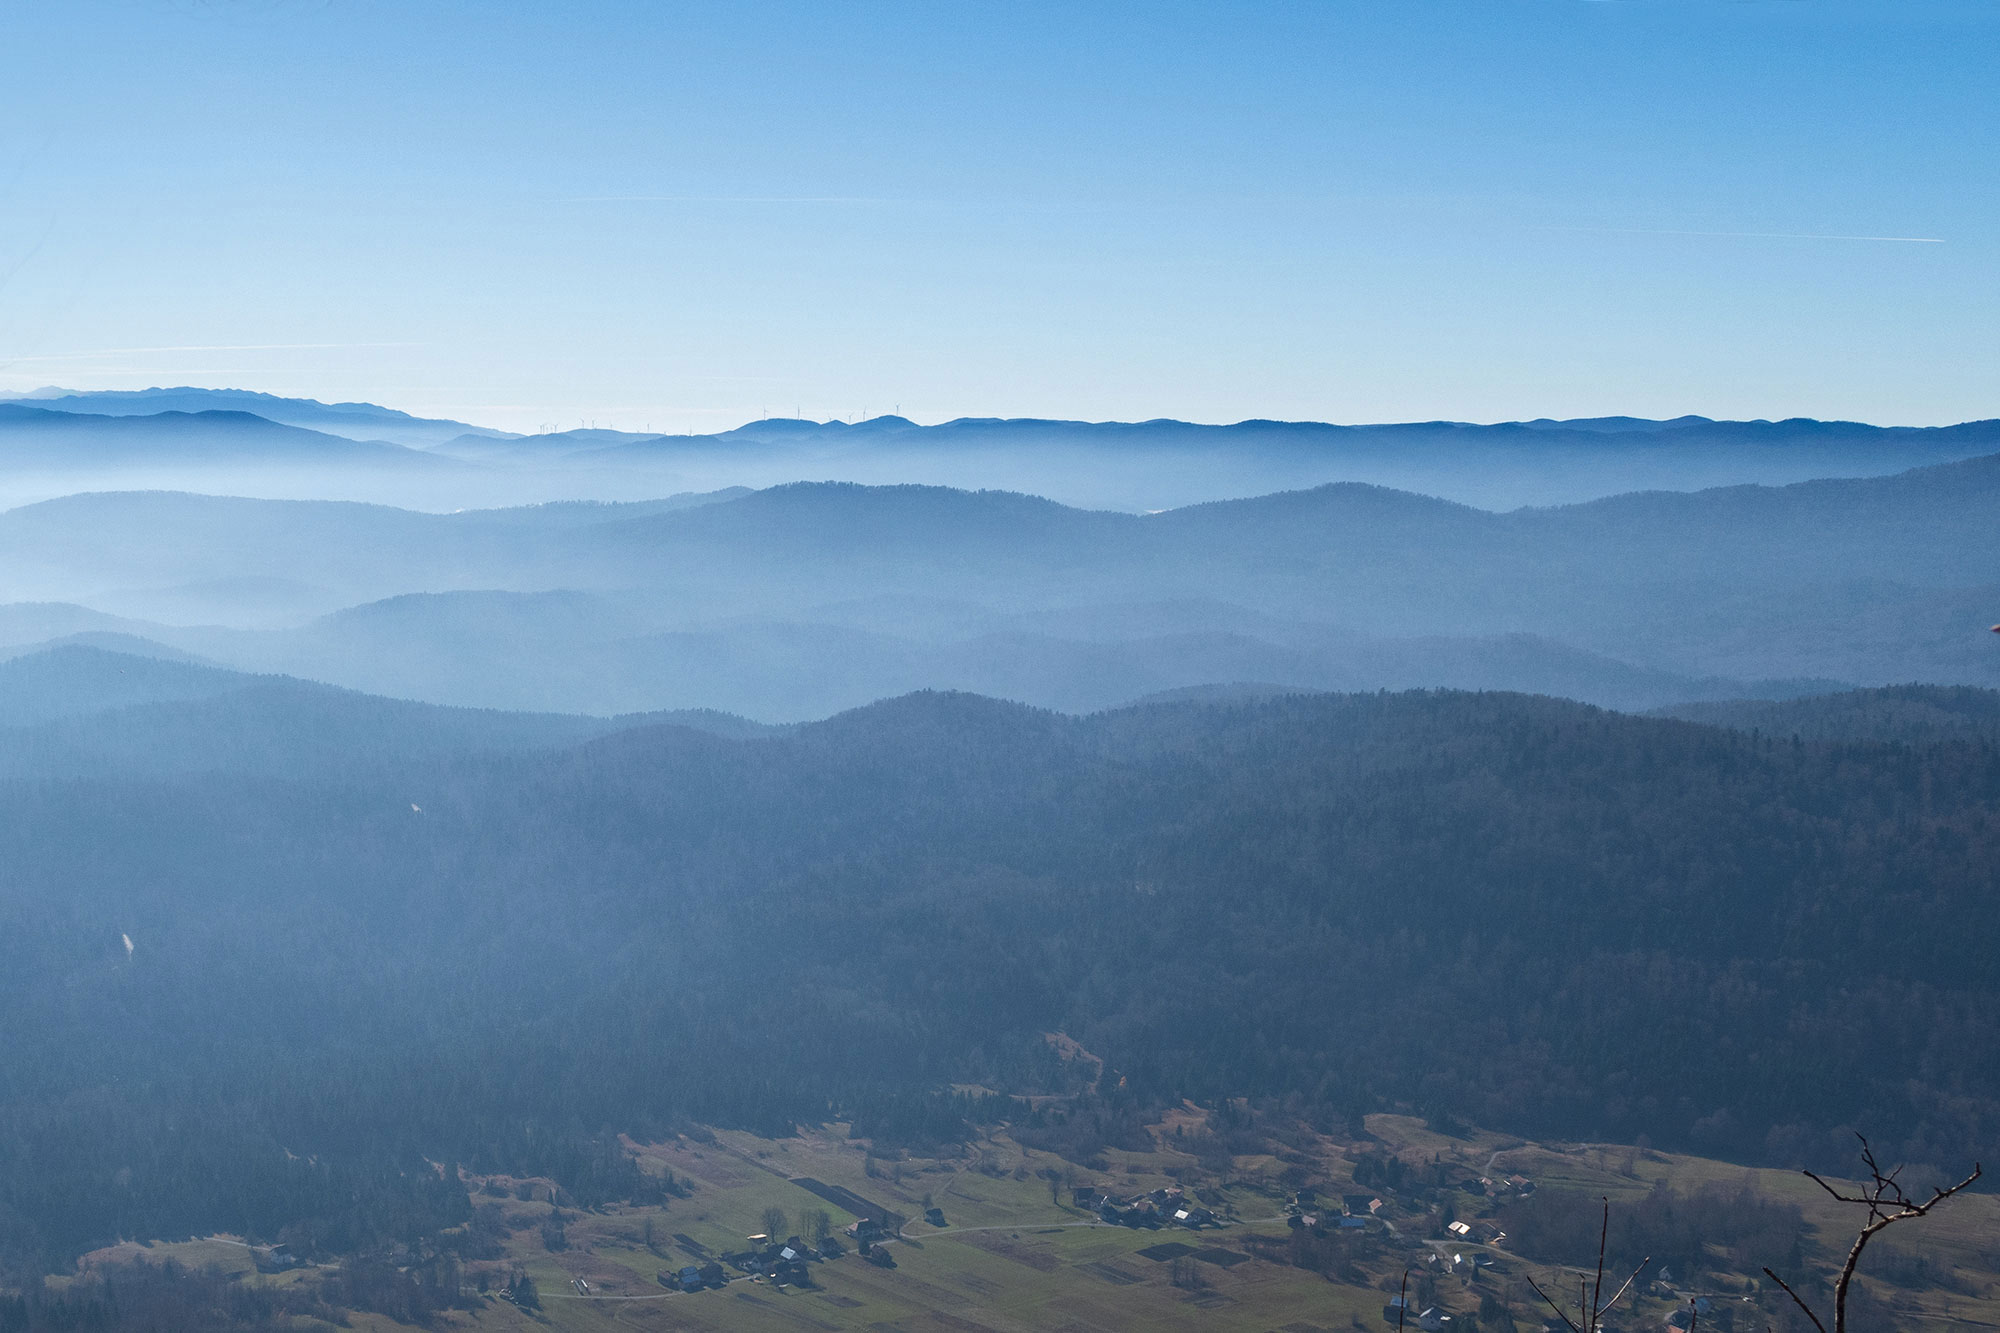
[0,403,465,468]
[17,455,2000,717]
[567,409,2000,455]
[8,387,2000,510]
[420,407,2000,511]
[0,400,1995,717]
[1,387,517,448]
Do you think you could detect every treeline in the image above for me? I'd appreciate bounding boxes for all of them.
[1499,1181,1806,1277]
[0,1252,505,1332]
[0,1260,338,1333]
[0,688,1997,1273]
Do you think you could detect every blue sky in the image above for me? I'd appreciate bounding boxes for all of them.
[0,1,1993,432]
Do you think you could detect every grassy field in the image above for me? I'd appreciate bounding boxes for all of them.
[73,1111,2000,1332]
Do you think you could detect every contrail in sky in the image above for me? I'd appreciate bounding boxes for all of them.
[1557,226,1943,244]
[558,195,901,205]
[4,342,425,361]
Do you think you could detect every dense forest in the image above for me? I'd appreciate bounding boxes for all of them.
[1657,683,2000,743]
[1,676,1997,1279]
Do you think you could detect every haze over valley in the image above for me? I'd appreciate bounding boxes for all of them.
[7,3,1999,1330]
[7,387,2000,512]
[1,390,1996,721]
[4,390,1999,1333]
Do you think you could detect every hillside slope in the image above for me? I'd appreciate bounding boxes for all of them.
[0,684,1996,1266]
[2,459,1993,711]
[1657,683,2000,743]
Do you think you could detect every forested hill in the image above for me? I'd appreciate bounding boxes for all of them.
[11,394,2000,508]
[0,645,708,777]
[7,458,2000,716]
[1657,683,2000,743]
[1,682,1997,1270]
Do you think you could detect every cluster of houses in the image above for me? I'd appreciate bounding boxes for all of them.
[1383,1295,1455,1331]
[1390,1262,1722,1333]
[660,1231,833,1292]
[1288,1187,1381,1234]
[655,1258,729,1292]
[732,1233,831,1286]
[845,1216,887,1243]
[1070,1183,1216,1229]
[1663,1296,1717,1330]
[1428,1247,1500,1282]
[1445,1218,1504,1244]
[840,1217,903,1267]
[1422,1172,1536,1203]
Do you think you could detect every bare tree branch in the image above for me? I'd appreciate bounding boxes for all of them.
[1599,1256,1651,1314]
[1525,1272,1582,1333]
[1591,1198,1608,1329]
[1762,1267,1826,1333]
[1768,1135,1981,1332]
[1524,1201,1646,1332]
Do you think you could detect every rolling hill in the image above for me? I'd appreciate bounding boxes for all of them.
[1656,683,2000,743]
[0,644,773,778]
[564,411,2000,509]
[1,455,1994,714]
[8,393,2000,510]
[0,679,1997,1271]
[2,387,516,448]
[0,403,462,467]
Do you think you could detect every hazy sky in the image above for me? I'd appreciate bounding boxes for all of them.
[1,1,1994,433]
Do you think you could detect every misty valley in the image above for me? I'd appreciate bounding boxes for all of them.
[0,390,1990,1332]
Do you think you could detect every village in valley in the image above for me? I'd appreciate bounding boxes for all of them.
[68,1082,2000,1333]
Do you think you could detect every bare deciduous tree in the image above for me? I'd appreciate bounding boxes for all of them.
[1763,1135,1981,1333]
[1524,1198,1648,1333]
[811,1208,835,1247]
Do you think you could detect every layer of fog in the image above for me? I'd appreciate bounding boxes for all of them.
[0,451,1993,722]
[6,398,2000,514]
[0,445,1972,518]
